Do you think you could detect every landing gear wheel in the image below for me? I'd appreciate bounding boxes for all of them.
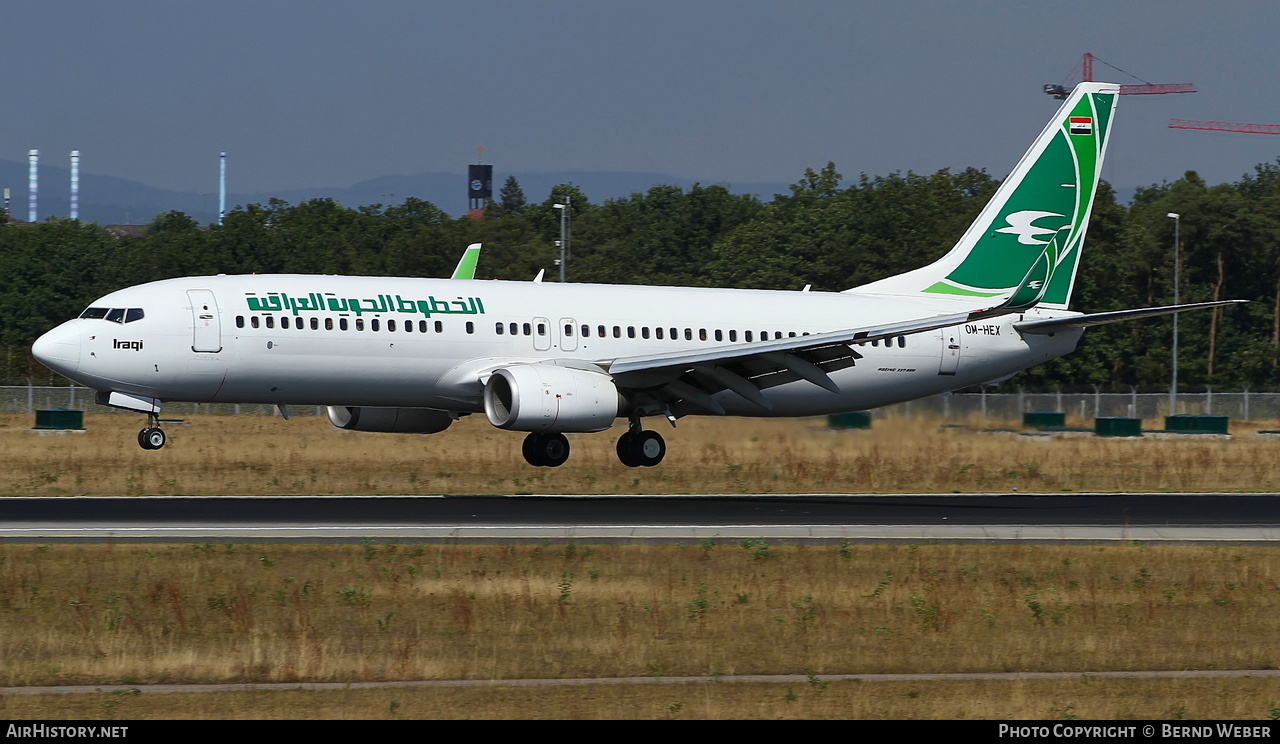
[633,430,666,467]
[617,429,665,467]
[138,427,166,450]
[522,432,571,467]
[616,431,640,467]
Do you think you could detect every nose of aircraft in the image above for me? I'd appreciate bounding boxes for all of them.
[32,322,82,377]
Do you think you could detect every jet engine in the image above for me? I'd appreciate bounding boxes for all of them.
[483,364,622,432]
[326,406,455,434]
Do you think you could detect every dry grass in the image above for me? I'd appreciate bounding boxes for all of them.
[4,413,1280,496]
[2,543,1279,690]
[3,678,1280,720]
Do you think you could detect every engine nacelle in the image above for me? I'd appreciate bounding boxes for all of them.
[326,406,455,434]
[483,364,621,433]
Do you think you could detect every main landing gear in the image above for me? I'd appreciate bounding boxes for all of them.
[137,412,166,450]
[522,431,570,467]
[616,418,665,468]
[519,420,668,468]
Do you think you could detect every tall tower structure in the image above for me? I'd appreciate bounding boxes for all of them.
[70,150,80,220]
[27,150,38,222]
[468,147,492,219]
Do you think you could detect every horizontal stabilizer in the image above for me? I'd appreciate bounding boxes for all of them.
[1013,300,1246,335]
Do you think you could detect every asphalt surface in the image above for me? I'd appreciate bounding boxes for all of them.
[1,493,1278,542]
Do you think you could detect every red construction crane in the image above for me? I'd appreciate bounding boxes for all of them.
[1044,53,1196,99]
[1169,119,1280,135]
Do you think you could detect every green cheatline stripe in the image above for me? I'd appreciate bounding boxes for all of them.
[923,281,1004,298]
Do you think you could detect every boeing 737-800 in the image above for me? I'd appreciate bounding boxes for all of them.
[31,83,1237,467]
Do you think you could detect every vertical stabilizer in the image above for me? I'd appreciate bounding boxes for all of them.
[850,82,1119,309]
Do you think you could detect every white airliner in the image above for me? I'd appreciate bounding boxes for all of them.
[32,83,1237,467]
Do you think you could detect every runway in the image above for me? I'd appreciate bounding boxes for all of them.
[1,493,1278,542]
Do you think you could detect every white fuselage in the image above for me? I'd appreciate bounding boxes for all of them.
[34,274,1083,418]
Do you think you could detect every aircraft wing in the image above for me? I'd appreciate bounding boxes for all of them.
[597,304,1012,415]
[597,255,1058,414]
[1013,300,1246,335]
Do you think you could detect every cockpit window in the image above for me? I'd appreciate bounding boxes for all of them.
[81,307,144,323]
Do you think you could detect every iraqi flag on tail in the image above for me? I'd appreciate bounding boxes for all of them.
[1069,116,1093,136]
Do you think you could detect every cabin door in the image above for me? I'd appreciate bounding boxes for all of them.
[938,329,961,375]
[187,289,222,353]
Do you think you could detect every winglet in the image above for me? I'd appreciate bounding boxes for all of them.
[450,243,482,280]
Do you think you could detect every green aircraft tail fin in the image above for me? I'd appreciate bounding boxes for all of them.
[850,82,1119,310]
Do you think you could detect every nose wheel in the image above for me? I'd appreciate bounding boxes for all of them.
[137,413,166,450]
[522,432,570,467]
[138,426,166,450]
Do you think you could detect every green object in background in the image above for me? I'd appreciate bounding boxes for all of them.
[1164,414,1229,434]
[34,408,84,430]
[1095,417,1142,437]
[1022,411,1066,429]
[827,412,872,430]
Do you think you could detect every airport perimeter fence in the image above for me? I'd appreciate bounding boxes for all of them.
[8,385,1280,423]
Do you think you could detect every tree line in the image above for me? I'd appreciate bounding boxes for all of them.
[3,162,1280,391]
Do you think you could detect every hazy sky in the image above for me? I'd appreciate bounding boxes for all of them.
[3,1,1277,195]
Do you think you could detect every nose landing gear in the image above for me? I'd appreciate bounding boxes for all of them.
[137,413,166,450]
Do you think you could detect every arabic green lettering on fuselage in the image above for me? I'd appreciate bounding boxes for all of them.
[244,292,486,318]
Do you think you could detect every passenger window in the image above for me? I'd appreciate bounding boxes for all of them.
[670,328,677,340]
[537,323,546,336]
[355,318,364,331]
[613,326,621,338]
[789,332,797,338]
[340,318,349,331]
[125,308,144,323]
[236,316,245,328]
[714,330,723,342]
[898,336,906,348]
[655,327,664,340]
[684,328,692,340]
[564,324,574,336]
[523,323,531,336]
[106,308,125,323]
[745,331,753,342]
[699,329,707,341]
[372,319,381,332]
[496,322,505,335]
[281,317,290,329]
[581,324,590,337]
[627,326,635,339]
[418,320,427,333]
[265,316,275,329]
[325,318,334,330]
[251,316,260,329]
[387,320,395,332]
[598,325,607,337]
[311,318,319,330]
[404,321,412,332]
[641,327,649,339]
[729,330,737,342]
[466,321,475,334]
[760,331,768,340]
[510,323,518,335]
[434,321,443,333]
